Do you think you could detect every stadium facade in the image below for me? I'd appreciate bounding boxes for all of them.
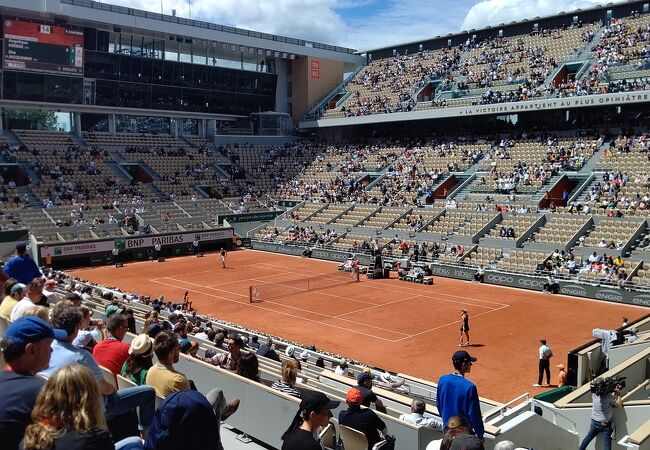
[0,0,363,135]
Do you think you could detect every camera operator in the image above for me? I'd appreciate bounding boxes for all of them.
[578,377,624,450]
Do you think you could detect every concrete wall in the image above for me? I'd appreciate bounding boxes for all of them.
[292,56,345,122]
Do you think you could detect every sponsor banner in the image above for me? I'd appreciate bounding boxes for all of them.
[41,229,233,257]
[558,281,650,307]
[278,200,302,207]
[311,248,350,262]
[305,90,650,128]
[311,59,320,80]
[41,241,114,258]
[429,264,476,281]
[251,241,305,256]
[219,211,281,224]
[246,241,650,307]
[484,271,546,291]
[116,229,233,251]
[355,254,374,266]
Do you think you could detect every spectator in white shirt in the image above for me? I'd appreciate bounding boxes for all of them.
[399,399,443,430]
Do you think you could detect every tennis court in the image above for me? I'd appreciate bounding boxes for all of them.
[69,249,647,402]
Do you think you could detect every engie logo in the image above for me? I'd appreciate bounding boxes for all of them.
[560,284,588,297]
[632,295,650,306]
[595,289,623,303]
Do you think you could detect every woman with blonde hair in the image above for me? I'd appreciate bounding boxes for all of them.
[22,305,50,323]
[21,363,143,450]
[271,359,302,398]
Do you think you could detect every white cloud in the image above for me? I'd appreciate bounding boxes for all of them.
[109,0,348,47]
[461,0,625,31]
[105,0,629,53]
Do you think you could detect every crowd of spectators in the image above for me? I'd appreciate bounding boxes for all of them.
[534,249,628,285]
[340,48,461,117]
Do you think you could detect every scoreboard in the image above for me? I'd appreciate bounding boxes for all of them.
[3,19,83,75]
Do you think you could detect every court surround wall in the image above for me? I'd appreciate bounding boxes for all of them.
[251,240,650,307]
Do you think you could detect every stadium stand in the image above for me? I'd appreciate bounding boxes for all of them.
[4,1,650,449]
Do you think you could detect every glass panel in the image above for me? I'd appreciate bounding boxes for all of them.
[141,58,153,83]
[118,54,131,81]
[95,80,118,106]
[152,59,164,84]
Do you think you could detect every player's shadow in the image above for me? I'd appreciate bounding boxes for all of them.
[466,344,485,348]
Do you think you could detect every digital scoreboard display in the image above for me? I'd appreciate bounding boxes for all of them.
[3,19,84,75]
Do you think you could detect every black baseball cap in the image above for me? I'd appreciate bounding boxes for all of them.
[300,391,340,413]
[357,372,375,384]
[452,350,477,364]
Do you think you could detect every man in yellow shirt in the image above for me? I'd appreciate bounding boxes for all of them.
[146,332,190,397]
[0,282,26,321]
[613,256,623,267]
[145,332,240,420]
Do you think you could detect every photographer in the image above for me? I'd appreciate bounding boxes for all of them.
[578,377,624,450]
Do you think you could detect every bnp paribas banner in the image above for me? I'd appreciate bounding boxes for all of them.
[41,229,233,257]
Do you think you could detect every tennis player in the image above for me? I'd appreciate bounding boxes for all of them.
[459,309,470,347]
[219,248,227,268]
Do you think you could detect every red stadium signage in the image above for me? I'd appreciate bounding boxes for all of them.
[311,59,320,80]
[3,19,84,75]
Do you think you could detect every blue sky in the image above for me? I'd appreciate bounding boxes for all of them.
[110,0,625,51]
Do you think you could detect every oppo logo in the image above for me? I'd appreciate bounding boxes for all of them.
[517,278,545,288]
[487,274,514,284]
[632,296,650,306]
[561,284,588,297]
[595,290,623,303]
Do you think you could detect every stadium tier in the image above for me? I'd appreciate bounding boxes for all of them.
[2,0,650,449]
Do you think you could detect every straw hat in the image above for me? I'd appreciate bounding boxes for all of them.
[129,334,153,356]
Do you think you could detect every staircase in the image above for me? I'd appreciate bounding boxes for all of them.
[69,133,88,148]
[145,183,167,201]
[16,186,41,208]
[528,173,564,204]
[2,130,23,148]
[578,139,610,173]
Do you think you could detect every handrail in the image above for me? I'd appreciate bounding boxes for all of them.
[484,392,530,422]
[534,399,578,432]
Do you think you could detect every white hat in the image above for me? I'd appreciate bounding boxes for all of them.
[129,334,153,356]
[285,345,295,357]
[299,350,309,361]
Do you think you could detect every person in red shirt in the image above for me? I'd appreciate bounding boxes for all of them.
[92,314,130,375]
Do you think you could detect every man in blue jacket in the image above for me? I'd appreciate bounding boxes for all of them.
[436,350,484,440]
[3,243,41,285]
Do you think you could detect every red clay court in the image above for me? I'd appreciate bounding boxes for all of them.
[69,249,647,402]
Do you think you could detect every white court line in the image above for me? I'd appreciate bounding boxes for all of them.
[254,261,509,307]
[392,304,510,342]
[247,277,381,307]
[160,276,411,337]
[149,278,403,342]
[251,262,498,310]
[205,273,281,287]
[333,294,421,317]
[151,263,260,282]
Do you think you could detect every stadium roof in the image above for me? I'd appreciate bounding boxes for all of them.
[0,0,363,64]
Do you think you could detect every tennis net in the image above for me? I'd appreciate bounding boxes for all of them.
[249,270,359,303]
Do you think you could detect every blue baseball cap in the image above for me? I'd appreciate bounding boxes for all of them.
[3,316,67,344]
